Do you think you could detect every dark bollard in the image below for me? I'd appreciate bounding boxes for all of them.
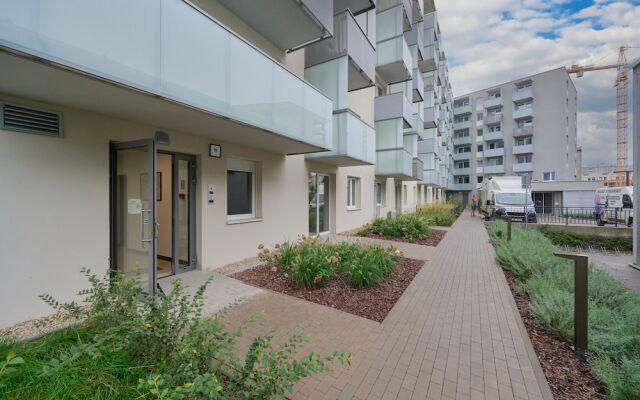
[553,252,589,354]
[507,216,512,241]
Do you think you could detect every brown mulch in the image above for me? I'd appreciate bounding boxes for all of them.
[503,270,607,400]
[358,229,447,247]
[232,257,424,323]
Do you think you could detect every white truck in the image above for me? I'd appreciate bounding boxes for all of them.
[594,186,634,226]
[480,176,537,223]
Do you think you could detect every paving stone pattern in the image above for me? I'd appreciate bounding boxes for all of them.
[222,214,553,399]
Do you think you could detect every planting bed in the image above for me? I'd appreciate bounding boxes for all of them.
[358,229,447,247]
[232,257,423,322]
[504,270,607,400]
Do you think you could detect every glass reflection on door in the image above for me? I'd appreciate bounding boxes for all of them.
[308,173,329,236]
[177,159,190,269]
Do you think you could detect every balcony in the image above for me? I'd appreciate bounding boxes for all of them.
[483,130,504,142]
[453,152,472,161]
[375,92,414,128]
[513,162,534,172]
[412,69,424,102]
[513,106,534,119]
[218,0,332,51]
[484,148,505,158]
[453,136,472,146]
[334,0,375,15]
[513,87,533,102]
[484,113,503,125]
[420,43,438,72]
[306,110,375,166]
[484,97,503,109]
[377,0,413,31]
[375,148,413,179]
[513,126,534,137]
[513,144,534,155]
[450,182,472,191]
[405,21,425,62]
[0,0,333,155]
[476,167,484,174]
[376,35,413,84]
[305,9,375,91]
[453,167,471,176]
[453,104,472,115]
[484,164,505,174]
[413,158,424,181]
[453,120,471,131]
[421,169,439,186]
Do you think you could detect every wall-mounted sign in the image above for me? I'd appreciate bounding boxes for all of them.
[209,144,221,158]
[127,198,142,214]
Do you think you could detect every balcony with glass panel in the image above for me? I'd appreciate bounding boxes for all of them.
[512,144,534,155]
[218,0,333,51]
[306,109,375,166]
[375,148,414,179]
[513,106,534,119]
[305,9,376,91]
[405,19,425,64]
[334,0,376,15]
[0,0,334,155]
[484,97,503,109]
[513,162,534,172]
[513,125,535,137]
[375,92,414,128]
[483,147,505,157]
[453,152,472,161]
[453,167,471,175]
[483,130,504,142]
[453,120,471,131]
[484,113,503,125]
[484,164,505,174]
[513,86,533,102]
[412,69,424,102]
[453,104,472,115]
[377,0,413,31]
[450,182,472,191]
[413,157,424,181]
[376,36,413,84]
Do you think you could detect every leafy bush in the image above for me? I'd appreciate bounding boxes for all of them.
[359,213,431,241]
[259,237,400,288]
[539,227,633,252]
[487,221,640,399]
[417,203,460,226]
[1,269,350,399]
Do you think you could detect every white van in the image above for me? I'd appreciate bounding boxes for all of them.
[480,176,537,223]
[594,186,633,226]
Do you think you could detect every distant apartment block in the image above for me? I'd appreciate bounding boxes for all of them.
[451,68,579,199]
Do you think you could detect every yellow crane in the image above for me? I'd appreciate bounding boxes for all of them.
[567,46,636,186]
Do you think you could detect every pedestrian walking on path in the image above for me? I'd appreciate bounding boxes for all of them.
[470,194,478,217]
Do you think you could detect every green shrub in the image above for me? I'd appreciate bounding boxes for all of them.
[259,238,400,288]
[1,269,350,399]
[487,221,640,398]
[359,213,431,241]
[417,203,460,226]
[539,227,633,252]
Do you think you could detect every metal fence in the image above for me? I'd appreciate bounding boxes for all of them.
[534,206,633,227]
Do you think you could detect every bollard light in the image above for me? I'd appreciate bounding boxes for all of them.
[553,252,589,354]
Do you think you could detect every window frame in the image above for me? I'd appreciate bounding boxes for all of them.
[347,177,359,209]
[227,158,257,221]
[375,182,384,206]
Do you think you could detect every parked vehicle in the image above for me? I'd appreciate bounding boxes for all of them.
[594,186,633,227]
[480,176,537,223]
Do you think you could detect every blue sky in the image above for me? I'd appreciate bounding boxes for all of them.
[437,0,640,167]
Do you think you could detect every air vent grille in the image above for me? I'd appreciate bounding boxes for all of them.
[1,102,63,137]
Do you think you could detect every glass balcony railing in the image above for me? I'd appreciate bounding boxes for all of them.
[483,131,504,141]
[513,87,533,102]
[484,164,505,174]
[0,0,333,151]
[377,35,413,83]
[453,104,472,115]
[375,92,414,128]
[412,157,424,181]
[375,148,413,178]
[453,120,471,130]
[513,162,533,172]
[453,167,471,175]
[513,126,535,137]
[483,148,505,157]
[307,110,375,165]
[513,144,534,155]
[484,97,503,109]
[453,152,472,161]
[513,106,534,119]
[484,113,503,125]
[449,182,472,191]
[452,136,472,146]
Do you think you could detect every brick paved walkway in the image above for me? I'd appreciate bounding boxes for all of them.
[222,214,553,399]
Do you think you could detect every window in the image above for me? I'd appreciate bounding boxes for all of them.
[516,154,532,163]
[477,144,484,152]
[476,112,483,120]
[227,158,256,220]
[403,185,408,205]
[375,182,384,206]
[347,177,359,209]
[489,125,501,132]
[477,129,483,136]
[477,176,484,183]
[457,161,469,168]
[543,172,555,181]
[456,176,469,184]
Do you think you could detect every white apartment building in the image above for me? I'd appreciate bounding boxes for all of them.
[0,0,453,328]
[451,68,579,202]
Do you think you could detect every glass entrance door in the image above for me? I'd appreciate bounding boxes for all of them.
[173,154,196,273]
[110,139,157,295]
[309,173,330,236]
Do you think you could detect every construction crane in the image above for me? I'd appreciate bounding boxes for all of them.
[567,46,634,186]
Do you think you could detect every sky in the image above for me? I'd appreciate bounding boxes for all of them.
[436,0,640,168]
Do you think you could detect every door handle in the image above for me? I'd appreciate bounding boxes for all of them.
[141,209,153,247]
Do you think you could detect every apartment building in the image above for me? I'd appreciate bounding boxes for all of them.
[0,0,450,328]
[450,68,579,201]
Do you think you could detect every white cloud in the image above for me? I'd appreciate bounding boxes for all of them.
[435,0,640,167]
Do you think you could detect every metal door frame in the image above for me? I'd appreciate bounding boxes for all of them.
[109,139,157,296]
[170,152,197,274]
[309,172,331,236]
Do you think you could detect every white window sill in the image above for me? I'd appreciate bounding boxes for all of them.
[347,207,361,212]
[226,217,263,225]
